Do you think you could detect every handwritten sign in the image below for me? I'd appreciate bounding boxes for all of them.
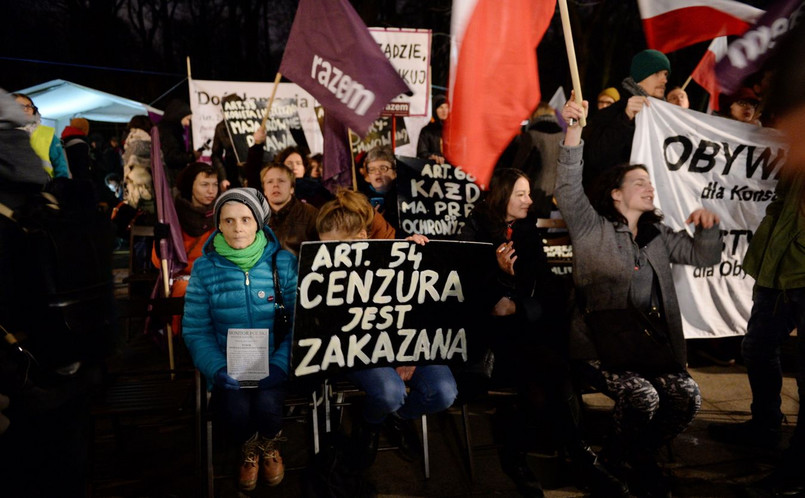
[369,28,431,117]
[291,240,491,377]
[350,116,409,158]
[395,157,481,239]
[222,94,309,163]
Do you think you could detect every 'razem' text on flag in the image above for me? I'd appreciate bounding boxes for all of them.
[279,0,411,137]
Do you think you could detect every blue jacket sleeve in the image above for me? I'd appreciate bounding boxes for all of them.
[49,136,71,178]
[182,258,228,384]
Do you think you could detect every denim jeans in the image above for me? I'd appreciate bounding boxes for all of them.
[742,286,805,430]
[347,365,458,424]
[212,369,288,444]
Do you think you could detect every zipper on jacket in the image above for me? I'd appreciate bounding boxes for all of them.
[245,271,250,286]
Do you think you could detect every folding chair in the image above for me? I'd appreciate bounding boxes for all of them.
[195,372,325,497]
[322,378,431,478]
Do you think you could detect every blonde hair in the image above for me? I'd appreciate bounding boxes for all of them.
[259,163,295,184]
[316,189,374,236]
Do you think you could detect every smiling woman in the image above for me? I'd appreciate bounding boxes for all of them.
[556,99,722,497]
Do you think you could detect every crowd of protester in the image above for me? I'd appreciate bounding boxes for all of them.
[1,22,804,498]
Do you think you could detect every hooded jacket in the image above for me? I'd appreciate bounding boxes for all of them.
[182,225,298,390]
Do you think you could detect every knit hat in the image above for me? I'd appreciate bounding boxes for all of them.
[630,49,671,83]
[432,94,448,119]
[70,117,90,135]
[598,87,621,103]
[213,187,270,229]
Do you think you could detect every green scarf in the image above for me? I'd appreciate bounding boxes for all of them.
[213,230,267,272]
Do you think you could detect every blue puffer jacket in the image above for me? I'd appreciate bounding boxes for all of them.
[183,226,298,390]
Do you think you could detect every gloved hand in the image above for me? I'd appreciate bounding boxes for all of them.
[257,369,288,390]
[213,368,240,390]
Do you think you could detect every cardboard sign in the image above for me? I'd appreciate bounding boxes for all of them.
[369,28,431,117]
[395,157,481,239]
[221,94,309,164]
[350,116,409,159]
[291,239,492,377]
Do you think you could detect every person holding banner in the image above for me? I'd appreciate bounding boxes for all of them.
[182,188,297,492]
[459,168,626,497]
[665,87,689,109]
[557,96,722,497]
[315,189,457,468]
[582,49,671,189]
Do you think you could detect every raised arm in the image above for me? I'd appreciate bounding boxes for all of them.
[554,98,602,240]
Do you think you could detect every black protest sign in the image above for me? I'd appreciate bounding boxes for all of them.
[291,239,492,378]
[350,116,409,158]
[222,95,309,164]
[395,157,481,239]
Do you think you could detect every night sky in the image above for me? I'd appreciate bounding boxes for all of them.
[0,0,775,130]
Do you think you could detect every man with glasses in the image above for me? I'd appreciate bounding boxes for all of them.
[12,93,70,178]
[361,145,399,231]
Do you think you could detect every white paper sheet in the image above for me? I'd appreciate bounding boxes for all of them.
[227,328,269,387]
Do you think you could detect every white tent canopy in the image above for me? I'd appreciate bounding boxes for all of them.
[15,79,162,134]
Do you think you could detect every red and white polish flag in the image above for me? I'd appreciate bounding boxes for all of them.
[691,36,729,111]
[444,0,555,190]
[637,0,763,54]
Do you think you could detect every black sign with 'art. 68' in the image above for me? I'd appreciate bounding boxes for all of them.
[291,239,492,378]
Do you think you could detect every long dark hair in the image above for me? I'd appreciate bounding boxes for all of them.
[473,168,530,238]
[591,163,663,226]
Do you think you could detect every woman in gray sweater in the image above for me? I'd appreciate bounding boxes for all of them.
[556,97,722,497]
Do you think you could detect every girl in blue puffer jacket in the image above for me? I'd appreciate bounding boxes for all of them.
[183,188,297,492]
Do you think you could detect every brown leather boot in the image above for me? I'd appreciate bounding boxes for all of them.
[238,433,260,491]
[259,431,286,486]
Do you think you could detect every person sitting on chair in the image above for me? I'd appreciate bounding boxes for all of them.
[315,189,458,468]
[183,188,297,492]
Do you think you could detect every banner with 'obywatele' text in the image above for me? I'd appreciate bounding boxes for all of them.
[632,98,787,338]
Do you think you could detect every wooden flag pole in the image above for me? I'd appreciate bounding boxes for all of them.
[558,0,586,127]
[681,74,693,92]
[161,259,176,379]
[347,129,358,191]
[186,56,192,80]
[261,73,283,129]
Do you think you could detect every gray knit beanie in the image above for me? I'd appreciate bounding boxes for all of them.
[213,187,270,229]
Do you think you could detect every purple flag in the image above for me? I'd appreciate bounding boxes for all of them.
[322,113,354,191]
[716,0,804,94]
[278,0,411,137]
[150,127,187,280]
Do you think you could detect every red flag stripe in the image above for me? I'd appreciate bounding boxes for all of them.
[691,37,728,111]
[444,0,554,189]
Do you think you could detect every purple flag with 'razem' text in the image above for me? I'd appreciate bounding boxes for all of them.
[278,0,411,137]
[716,0,804,95]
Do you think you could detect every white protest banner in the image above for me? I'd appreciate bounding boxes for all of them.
[369,28,431,117]
[188,79,323,159]
[632,99,787,338]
